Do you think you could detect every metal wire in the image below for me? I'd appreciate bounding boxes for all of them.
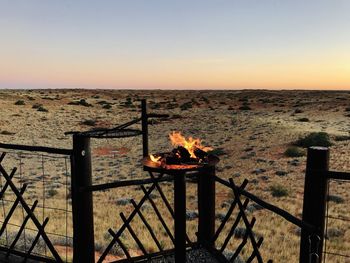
[0,167,9,247]
[41,154,47,256]
[323,179,329,263]
[0,150,69,160]
[324,178,350,263]
[0,151,72,262]
[18,154,27,251]
[64,157,68,262]
[0,199,71,212]
[326,215,350,222]
[323,251,350,258]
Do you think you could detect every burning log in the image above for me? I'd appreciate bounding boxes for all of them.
[194,147,208,161]
[149,131,213,167]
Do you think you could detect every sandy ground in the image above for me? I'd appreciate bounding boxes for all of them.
[0,89,349,262]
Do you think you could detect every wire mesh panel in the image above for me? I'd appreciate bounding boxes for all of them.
[323,177,350,263]
[0,150,72,262]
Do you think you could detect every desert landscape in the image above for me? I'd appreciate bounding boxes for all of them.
[0,89,349,262]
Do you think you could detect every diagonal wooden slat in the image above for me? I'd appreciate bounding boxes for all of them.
[213,179,249,243]
[148,171,192,244]
[120,212,148,256]
[0,167,17,198]
[230,178,263,263]
[0,152,6,163]
[229,217,256,262]
[23,217,49,263]
[98,173,165,263]
[108,229,132,260]
[0,164,63,263]
[246,237,264,263]
[141,185,175,245]
[6,200,38,257]
[130,199,163,252]
[219,198,249,253]
[0,184,27,238]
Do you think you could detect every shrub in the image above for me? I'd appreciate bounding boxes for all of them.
[68,99,92,107]
[180,102,193,111]
[238,105,252,110]
[32,103,43,109]
[37,106,48,112]
[327,195,344,204]
[47,189,58,198]
[0,130,15,135]
[14,100,25,105]
[295,132,332,148]
[102,104,112,109]
[326,228,345,239]
[186,210,198,221]
[125,97,132,106]
[284,146,305,157]
[334,135,350,141]
[270,184,289,197]
[81,119,97,126]
[208,148,226,156]
[297,117,309,122]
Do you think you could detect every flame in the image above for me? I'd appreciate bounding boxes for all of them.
[169,131,212,158]
[150,154,161,163]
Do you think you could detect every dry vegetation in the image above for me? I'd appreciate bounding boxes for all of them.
[0,89,349,262]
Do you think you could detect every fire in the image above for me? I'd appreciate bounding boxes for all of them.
[148,131,213,166]
[169,131,212,158]
[150,154,161,163]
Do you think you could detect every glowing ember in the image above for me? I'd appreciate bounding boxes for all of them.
[150,154,161,163]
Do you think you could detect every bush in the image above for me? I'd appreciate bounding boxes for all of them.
[327,195,344,204]
[334,135,350,141]
[32,103,43,109]
[284,146,305,157]
[0,130,15,135]
[47,189,58,198]
[68,99,92,107]
[14,100,25,105]
[102,104,112,109]
[208,148,226,156]
[37,106,48,112]
[326,228,345,239]
[297,117,309,122]
[81,119,97,126]
[180,102,193,111]
[238,105,252,110]
[270,185,289,197]
[295,132,332,148]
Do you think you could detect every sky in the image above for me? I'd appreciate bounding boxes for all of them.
[0,0,349,90]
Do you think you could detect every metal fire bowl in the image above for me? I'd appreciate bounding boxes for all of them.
[142,153,220,173]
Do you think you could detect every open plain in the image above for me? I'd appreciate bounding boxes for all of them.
[0,89,349,262]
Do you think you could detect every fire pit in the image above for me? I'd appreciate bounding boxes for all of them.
[143,132,219,263]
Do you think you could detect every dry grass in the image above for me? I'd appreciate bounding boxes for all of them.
[0,89,349,262]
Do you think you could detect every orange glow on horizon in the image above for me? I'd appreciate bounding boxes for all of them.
[0,52,349,90]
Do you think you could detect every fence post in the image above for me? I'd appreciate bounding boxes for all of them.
[141,99,149,157]
[198,166,216,248]
[299,147,329,263]
[174,172,186,262]
[71,134,95,263]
